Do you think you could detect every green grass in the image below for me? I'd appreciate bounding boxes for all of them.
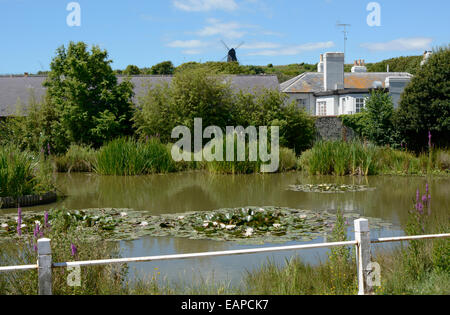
[298,141,450,176]
[94,138,176,176]
[54,145,97,173]
[0,146,55,198]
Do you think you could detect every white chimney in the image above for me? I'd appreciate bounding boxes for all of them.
[351,59,367,73]
[317,54,324,73]
[421,51,432,66]
[324,52,344,91]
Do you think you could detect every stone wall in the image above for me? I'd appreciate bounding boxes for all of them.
[315,116,357,141]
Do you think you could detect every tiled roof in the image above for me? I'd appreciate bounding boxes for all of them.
[0,75,279,116]
[281,72,413,93]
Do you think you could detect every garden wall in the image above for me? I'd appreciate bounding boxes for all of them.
[315,116,357,141]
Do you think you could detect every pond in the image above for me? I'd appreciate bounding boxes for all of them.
[2,172,449,287]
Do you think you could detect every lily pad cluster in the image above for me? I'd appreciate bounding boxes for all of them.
[288,184,375,194]
[0,207,394,245]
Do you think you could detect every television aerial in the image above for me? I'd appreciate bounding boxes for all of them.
[221,40,244,63]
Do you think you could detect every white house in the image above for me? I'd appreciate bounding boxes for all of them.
[281,52,413,116]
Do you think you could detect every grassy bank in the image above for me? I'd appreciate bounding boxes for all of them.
[298,141,450,176]
[0,146,55,199]
[53,137,298,175]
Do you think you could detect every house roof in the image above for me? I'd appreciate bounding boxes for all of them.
[280,72,413,93]
[0,74,279,116]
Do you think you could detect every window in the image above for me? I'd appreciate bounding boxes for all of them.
[296,99,306,107]
[318,101,327,116]
[355,98,365,113]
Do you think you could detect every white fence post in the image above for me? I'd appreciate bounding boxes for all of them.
[37,238,52,295]
[354,219,373,295]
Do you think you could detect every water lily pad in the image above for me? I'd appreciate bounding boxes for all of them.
[0,207,394,245]
[288,184,376,194]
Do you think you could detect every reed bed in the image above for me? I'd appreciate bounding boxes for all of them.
[94,138,176,176]
[0,146,54,198]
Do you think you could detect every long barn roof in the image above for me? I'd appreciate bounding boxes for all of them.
[0,75,279,116]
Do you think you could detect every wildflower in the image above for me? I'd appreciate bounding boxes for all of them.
[428,131,432,149]
[416,202,424,214]
[273,224,281,229]
[44,211,49,227]
[225,225,236,230]
[140,221,149,227]
[47,143,51,156]
[120,212,128,217]
[71,244,77,257]
[17,207,22,236]
[177,216,185,220]
[1,223,8,229]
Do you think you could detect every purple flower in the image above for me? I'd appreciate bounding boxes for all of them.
[33,224,39,238]
[416,189,420,203]
[428,131,432,149]
[17,207,22,236]
[71,244,78,257]
[422,195,428,204]
[44,211,49,227]
[47,143,51,156]
[416,202,424,214]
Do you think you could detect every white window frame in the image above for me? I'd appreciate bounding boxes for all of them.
[355,97,365,113]
[317,101,327,116]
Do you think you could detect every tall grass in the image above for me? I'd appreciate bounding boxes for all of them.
[0,146,55,198]
[298,141,378,176]
[54,145,97,173]
[94,138,176,176]
[298,141,450,176]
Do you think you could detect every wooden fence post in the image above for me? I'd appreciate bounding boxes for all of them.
[37,238,52,295]
[354,219,373,295]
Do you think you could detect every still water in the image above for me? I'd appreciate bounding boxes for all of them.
[6,172,450,286]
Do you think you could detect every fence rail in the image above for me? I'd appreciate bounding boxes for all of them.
[0,218,449,295]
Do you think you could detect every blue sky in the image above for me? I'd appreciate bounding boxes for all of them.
[0,0,448,74]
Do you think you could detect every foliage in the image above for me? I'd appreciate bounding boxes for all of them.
[123,64,141,75]
[394,46,450,151]
[341,90,398,146]
[54,145,97,173]
[148,61,175,75]
[0,93,49,153]
[0,146,55,198]
[43,41,135,152]
[0,208,127,295]
[94,137,175,176]
[298,141,379,176]
[366,55,422,75]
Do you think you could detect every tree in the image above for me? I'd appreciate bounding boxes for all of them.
[123,64,141,75]
[150,61,175,75]
[43,42,135,152]
[364,90,397,146]
[394,46,450,151]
